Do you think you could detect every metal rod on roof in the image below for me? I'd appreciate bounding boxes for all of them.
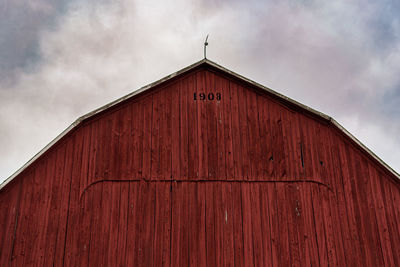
[204,34,209,59]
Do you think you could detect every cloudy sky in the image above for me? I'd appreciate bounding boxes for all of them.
[1,0,399,183]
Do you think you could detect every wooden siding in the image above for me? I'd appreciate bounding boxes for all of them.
[1,66,399,266]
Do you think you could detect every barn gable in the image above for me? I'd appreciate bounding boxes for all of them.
[1,59,398,190]
[1,59,399,266]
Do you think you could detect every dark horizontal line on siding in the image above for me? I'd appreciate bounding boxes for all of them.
[79,178,332,201]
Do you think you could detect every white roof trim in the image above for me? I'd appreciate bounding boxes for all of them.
[1,58,398,190]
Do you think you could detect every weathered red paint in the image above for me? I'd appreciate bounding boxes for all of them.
[1,62,399,266]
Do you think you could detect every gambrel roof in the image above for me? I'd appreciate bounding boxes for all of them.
[1,58,399,190]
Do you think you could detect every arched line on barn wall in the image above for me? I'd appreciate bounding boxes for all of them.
[79,178,334,202]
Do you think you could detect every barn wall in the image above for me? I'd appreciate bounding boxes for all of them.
[1,66,399,266]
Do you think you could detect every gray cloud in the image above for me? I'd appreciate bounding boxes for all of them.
[0,0,62,82]
[1,0,399,182]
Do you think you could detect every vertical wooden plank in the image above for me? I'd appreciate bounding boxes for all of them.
[246,90,261,180]
[241,183,254,266]
[188,182,200,267]
[36,150,57,266]
[221,183,235,267]
[9,170,36,266]
[86,119,99,186]
[93,115,106,182]
[87,121,107,266]
[288,109,302,179]
[205,182,216,266]
[389,182,400,262]
[142,96,153,180]
[353,156,385,267]
[279,108,294,180]
[380,177,400,265]
[285,183,301,267]
[215,76,226,180]
[308,121,321,182]
[102,115,114,179]
[313,124,327,184]
[0,185,10,263]
[198,70,208,179]
[179,77,189,179]
[78,124,92,195]
[153,182,171,267]
[35,143,64,266]
[187,74,198,179]
[269,102,285,179]
[93,181,111,266]
[266,183,279,267]
[257,95,274,179]
[275,183,290,266]
[310,184,329,267]
[206,71,218,179]
[132,99,143,179]
[237,86,250,180]
[259,183,273,266]
[314,124,340,265]
[125,182,139,266]
[54,139,75,266]
[300,184,320,266]
[76,123,96,266]
[181,182,190,266]
[369,166,395,267]
[170,182,180,267]
[64,131,86,267]
[151,90,162,179]
[326,131,350,267]
[213,181,224,267]
[171,182,184,266]
[99,118,115,265]
[106,182,122,266]
[291,113,304,179]
[22,160,47,266]
[250,183,265,266]
[109,109,123,179]
[86,120,107,266]
[188,183,198,266]
[197,182,207,267]
[171,82,181,179]
[0,179,22,266]
[231,183,244,266]
[77,180,94,267]
[299,116,314,180]
[319,185,339,267]
[119,103,133,179]
[222,77,234,180]
[347,147,371,266]
[161,86,172,180]
[389,181,400,247]
[294,183,312,267]
[362,164,385,267]
[22,171,42,265]
[338,142,364,265]
[229,82,243,180]
[136,181,156,266]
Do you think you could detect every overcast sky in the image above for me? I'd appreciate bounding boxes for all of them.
[1,0,399,183]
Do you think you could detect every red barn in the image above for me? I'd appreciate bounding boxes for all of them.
[1,59,399,266]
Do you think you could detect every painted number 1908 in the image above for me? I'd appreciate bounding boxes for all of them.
[194,92,221,101]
